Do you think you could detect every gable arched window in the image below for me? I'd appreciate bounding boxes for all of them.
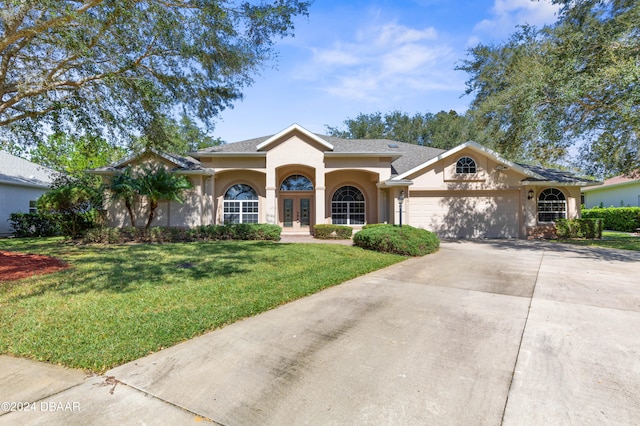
[224,184,258,224]
[537,188,567,222]
[456,157,477,174]
[331,186,365,225]
[280,174,313,191]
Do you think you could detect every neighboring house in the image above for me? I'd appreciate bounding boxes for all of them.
[91,124,598,239]
[581,174,640,208]
[0,150,57,236]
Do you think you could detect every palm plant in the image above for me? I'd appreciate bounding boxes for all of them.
[108,167,139,227]
[136,166,193,229]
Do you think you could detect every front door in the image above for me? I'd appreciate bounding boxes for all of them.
[282,197,312,232]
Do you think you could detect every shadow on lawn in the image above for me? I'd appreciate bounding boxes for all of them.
[3,241,288,300]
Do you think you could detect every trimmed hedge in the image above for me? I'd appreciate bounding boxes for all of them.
[82,223,282,244]
[555,218,603,239]
[313,224,353,239]
[581,207,640,232]
[353,224,440,256]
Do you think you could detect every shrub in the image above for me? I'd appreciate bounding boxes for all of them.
[9,212,63,237]
[313,224,353,239]
[581,207,640,232]
[555,218,603,239]
[353,224,440,256]
[81,224,281,244]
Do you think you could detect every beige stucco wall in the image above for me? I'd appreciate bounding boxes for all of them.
[400,148,582,238]
[325,169,380,224]
[102,153,212,228]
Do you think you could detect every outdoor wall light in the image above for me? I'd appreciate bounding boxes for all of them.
[398,190,405,227]
[527,189,535,200]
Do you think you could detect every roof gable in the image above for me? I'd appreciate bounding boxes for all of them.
[394,141,538,181]
[392,141,597,186]
[89,149,210,175]
[256,124,334,151]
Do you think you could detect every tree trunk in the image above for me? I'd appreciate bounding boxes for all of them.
[145,200,158,230]
[125,200,136,228]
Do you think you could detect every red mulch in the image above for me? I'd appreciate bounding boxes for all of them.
[0,251,69,282]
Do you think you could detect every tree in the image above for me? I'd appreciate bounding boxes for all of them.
[326,110,479,149]
[29,133,127,177]
[107,167,139,228]
[457,1,639,176]
[132,114,225,154]
[37,174,102,237]
[136,167,193,229]
[0,0,310,148]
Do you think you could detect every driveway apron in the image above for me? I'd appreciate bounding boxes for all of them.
[1,241,639,425]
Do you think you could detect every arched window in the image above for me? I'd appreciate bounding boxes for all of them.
[223,184,258,224]
[456,157,477,174]
[537,188,567,222]
[280,174,313,191]
[331,186,365,225]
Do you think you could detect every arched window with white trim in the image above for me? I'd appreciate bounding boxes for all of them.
[224,184,258,224]
[332,186,365,225]
[456,157,477,174]
[537,188,567,222]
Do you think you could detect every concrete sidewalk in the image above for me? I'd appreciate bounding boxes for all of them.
[2,240,639,425]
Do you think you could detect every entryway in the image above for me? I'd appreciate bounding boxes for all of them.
[280,196,313,234]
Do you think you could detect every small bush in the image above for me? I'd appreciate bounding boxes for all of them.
[82,224,281,244]
[353,224,440,256]
[582,207,640,232]
[314,224,353,239]
[9,212,63,237]
[555,218,603,239]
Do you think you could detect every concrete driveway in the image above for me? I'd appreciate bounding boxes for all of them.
[2,240,639,425]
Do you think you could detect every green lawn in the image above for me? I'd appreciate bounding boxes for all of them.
[558,231,640,251]
[0,238,405,372]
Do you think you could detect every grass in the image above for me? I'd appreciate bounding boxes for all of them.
[0,238,405,372]
[558,231,640,251]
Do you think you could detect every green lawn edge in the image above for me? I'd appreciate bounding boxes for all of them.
[556,231,640,251]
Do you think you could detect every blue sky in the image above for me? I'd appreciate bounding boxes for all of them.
[212,0,560,142]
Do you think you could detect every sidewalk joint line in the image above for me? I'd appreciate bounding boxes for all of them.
[500,248,545,425]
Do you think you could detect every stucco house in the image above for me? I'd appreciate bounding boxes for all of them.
[581,174,639,208]
[92,124,598,239]
[0,150,57,236]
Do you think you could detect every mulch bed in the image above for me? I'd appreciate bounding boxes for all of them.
[0,251,69,282]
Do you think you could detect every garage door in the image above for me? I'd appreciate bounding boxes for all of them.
[408,191,520,238]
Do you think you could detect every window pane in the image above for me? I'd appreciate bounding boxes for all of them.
[280,175,313,191]
[537,188,566,222]
[225,184,257,200]
[456,157,476,174]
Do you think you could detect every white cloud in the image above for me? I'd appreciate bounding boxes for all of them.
[296,20,459,104]
[475,0,559,32]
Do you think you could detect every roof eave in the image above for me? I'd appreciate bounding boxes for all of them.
[582,180,634,192]
[191,152,266,158]
[377,179,414,188]
[521,180,601,187]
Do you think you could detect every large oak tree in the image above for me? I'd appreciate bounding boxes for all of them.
[457,0,639,177]
[0,0,309,148]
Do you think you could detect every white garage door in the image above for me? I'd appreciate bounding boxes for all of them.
[408,191,520,238]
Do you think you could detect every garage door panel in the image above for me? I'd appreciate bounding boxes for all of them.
[409,191,519,239]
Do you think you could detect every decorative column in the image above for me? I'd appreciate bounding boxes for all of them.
[265,167,277,224]
[315,167,326,226]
